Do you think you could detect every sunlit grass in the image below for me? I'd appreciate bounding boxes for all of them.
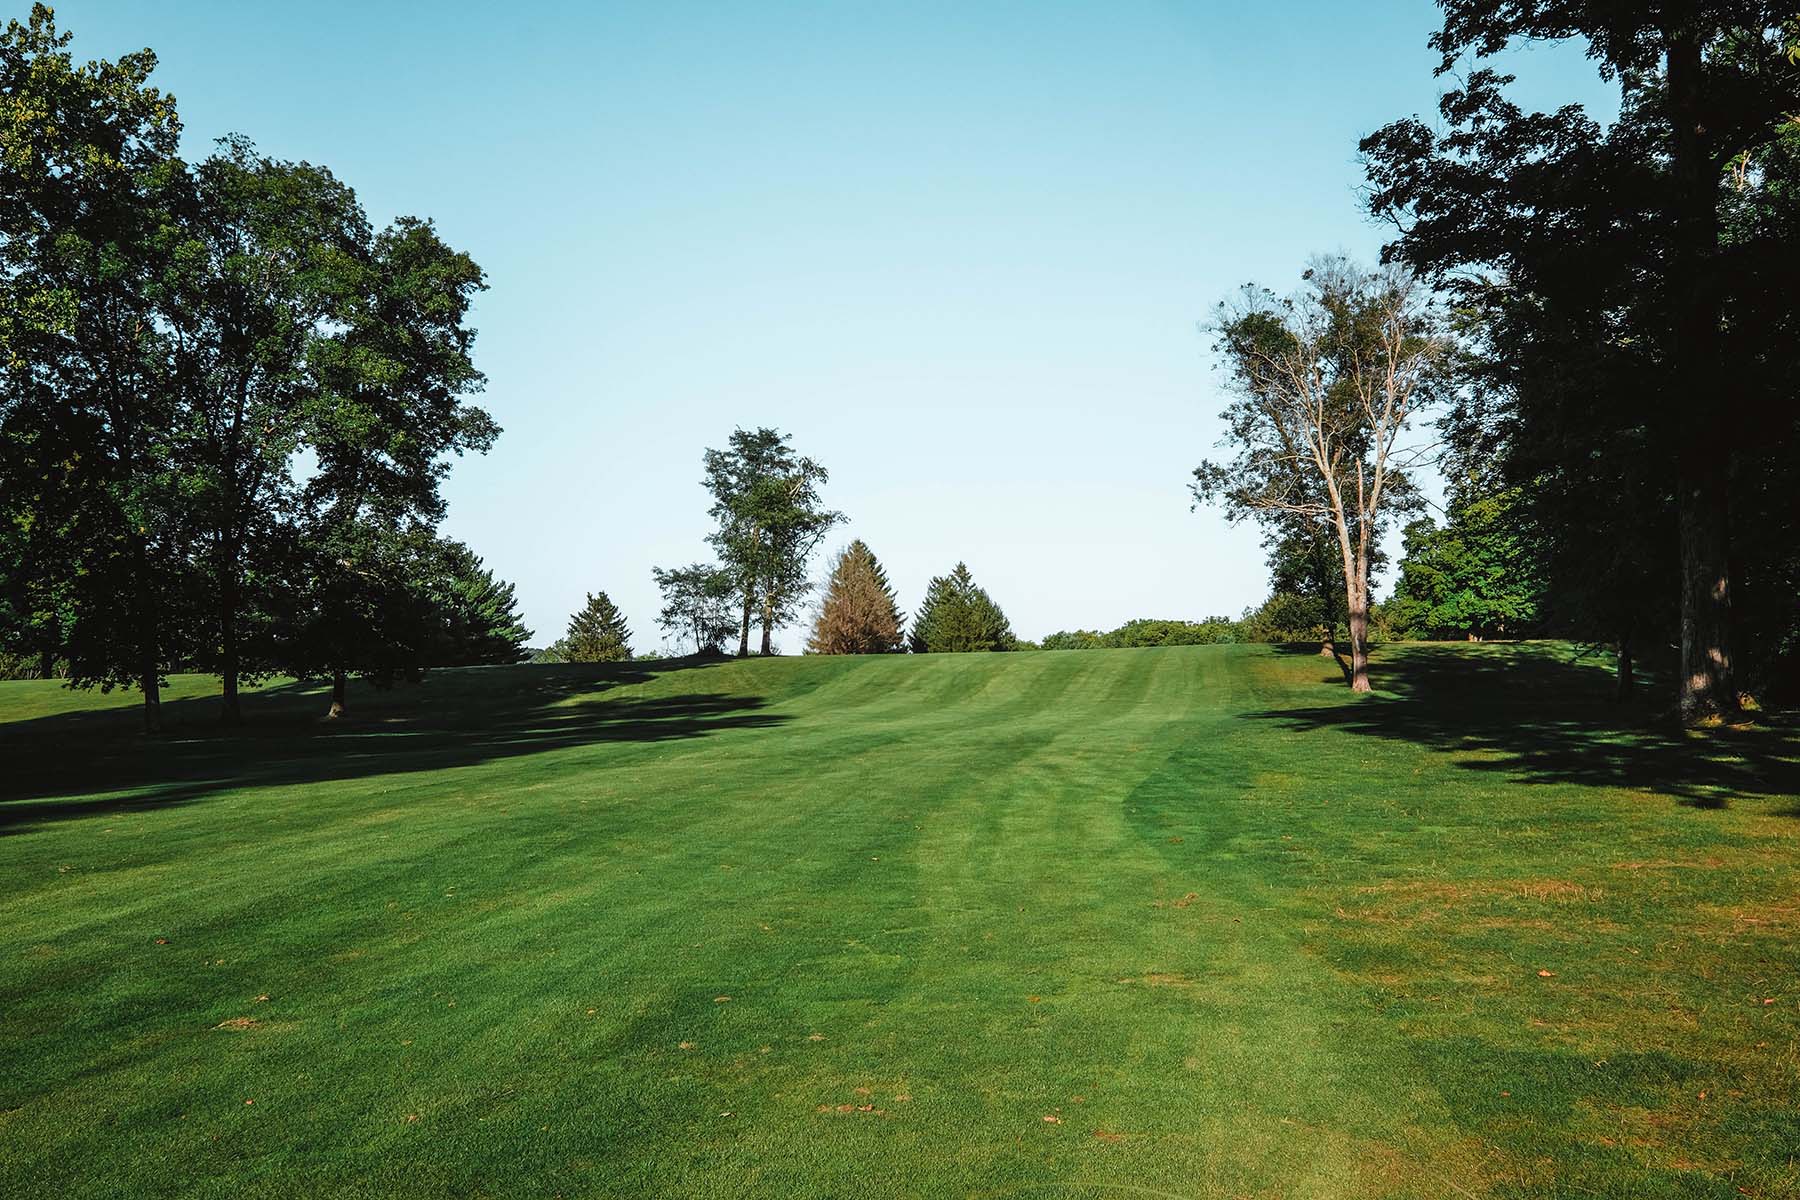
[2,644,1795,1197]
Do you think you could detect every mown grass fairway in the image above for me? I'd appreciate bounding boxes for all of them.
[2,644,1797,1198]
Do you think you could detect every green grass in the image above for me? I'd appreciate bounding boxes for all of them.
[2,643,1796,1198]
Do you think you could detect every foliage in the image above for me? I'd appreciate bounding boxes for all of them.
[559,591,632,663]
[652,563,737,656]
[1194,257,1452,691]
[1235,592,1329,645]
[427,543,532,667]
[0,8,496,725]
[807,540,905,655]
[909,563,1013,653]
[1385,484,1542,640]
[702,427,842,656]
[0,4,189,727]
[1361,2,1800,717]
[1044,618,1237,649]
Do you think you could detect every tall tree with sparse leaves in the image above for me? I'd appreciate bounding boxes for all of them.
[1194,258,1451,692]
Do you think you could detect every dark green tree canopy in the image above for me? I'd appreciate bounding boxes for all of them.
[910,563,1014,654]
[560,591,632,663]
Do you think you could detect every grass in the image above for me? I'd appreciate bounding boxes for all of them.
[1,642,1796,1199]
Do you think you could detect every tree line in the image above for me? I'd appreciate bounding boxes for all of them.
[0,8,532,725]
[1195,5,1800,719]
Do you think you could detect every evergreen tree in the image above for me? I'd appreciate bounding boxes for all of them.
[909,563,1014,653]
[428,542,532,667]
[807,540,905,654]
[561,591,632,662]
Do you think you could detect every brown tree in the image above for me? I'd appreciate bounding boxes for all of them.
[806,540,905,655]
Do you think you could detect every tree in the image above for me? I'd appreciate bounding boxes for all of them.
[427,542,531,667]
[158,138,494,724]
[910,563,1014,653]
[1194,259,1450,692]
[1386,483,1542,641]
[0,5,187,731]
[807,540,905,654]
[652,563,736,655]
[560,592,632,662]
[1361,4,1800,721]
[702,428,842,656]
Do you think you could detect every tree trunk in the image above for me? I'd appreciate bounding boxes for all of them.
[133,540,161,734]
[39,648,56,680]
[1665,29,1739,727]
[737,588,753,657]
[1676,457,1737,721]
[326,670,347,719]
[759,592,775,656]
[140,653,162,735]
[1615,635,1634,703]
[1346,594,1372,693]
[219,549,243,726]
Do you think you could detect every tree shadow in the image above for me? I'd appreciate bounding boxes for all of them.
[0,658,786,835]
[1245,643,1800,806]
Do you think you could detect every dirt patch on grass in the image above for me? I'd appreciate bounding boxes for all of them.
[214,1017,260,1031]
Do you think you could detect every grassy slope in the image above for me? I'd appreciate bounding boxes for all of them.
[1,644,1796,1199]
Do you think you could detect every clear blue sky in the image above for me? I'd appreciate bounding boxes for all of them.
[61,1,1616,651]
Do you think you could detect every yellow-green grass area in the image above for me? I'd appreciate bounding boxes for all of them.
[2,643,1796,1198]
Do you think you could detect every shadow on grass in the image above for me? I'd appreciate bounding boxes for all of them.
[0,658,786,834]
[1247,643,1800,805]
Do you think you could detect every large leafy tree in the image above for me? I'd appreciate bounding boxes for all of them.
[1193,259,1450,692]
[161,139,495,723]
[162,138,370,724]
[0,5,188,730]
[1361,4,1800,721]
[702,427,842,656]
[807,540,905,654]
[910,563,1014,653]
[1386,482,1542,641]
[651,562,736,655]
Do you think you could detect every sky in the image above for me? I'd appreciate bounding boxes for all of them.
[58,1,1620,651]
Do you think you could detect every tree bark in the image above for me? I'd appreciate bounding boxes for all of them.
[1615,634,1634,703]
[1665,28,1740,726]
[219,574,242,726]
[737,589,753,657]
[759,592,775,656]
[139,653,162,735]
[1676,457,1736,721]
[326,670,347,719]
[1346,586,1372,693]
[133,539,161,734]
[216,527,247,725]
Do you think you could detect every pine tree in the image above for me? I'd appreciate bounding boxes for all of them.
[430,542,532,666]
[909,563,1013,653]
[807,541,905,654]
[561,591,632,662]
